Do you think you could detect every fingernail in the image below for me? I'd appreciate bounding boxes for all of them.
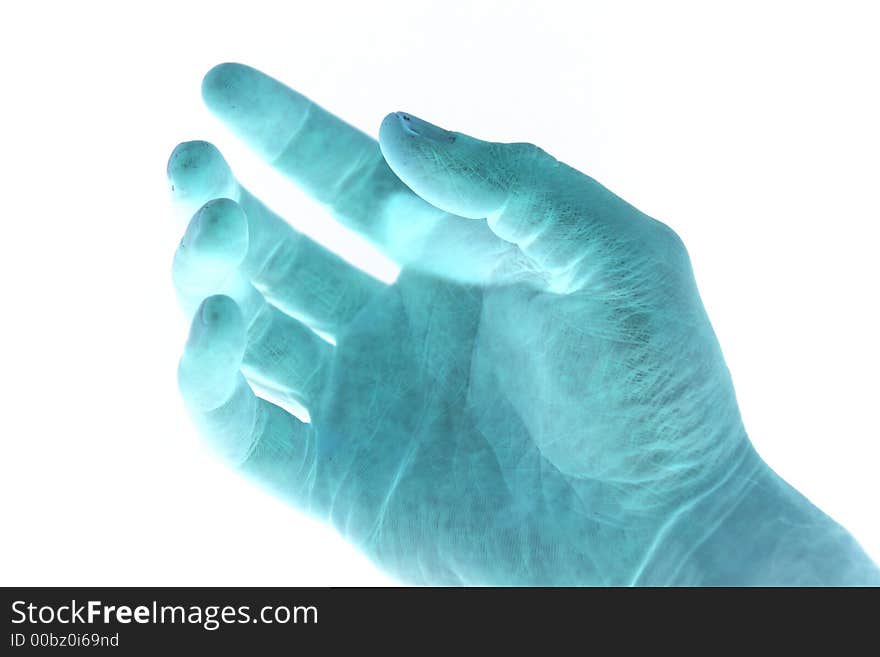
[199,303,214,325]
[190,199,226,245]
[200,298,222,325]
[395,112,456,144]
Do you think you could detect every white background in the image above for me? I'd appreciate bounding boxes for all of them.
[1,0,877,585]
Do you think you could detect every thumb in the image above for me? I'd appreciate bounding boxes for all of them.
[379,112,524,220]
[378,112,655,276]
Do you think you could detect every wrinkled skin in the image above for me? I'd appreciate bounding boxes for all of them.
[170,63,879,585]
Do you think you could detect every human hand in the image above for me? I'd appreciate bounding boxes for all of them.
[169,63,879,585]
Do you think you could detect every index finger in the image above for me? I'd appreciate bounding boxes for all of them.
[201,63,428,247]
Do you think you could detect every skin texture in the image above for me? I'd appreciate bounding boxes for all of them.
[170,63,880,585]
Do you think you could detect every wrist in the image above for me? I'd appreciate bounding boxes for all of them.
[634,443,880,585]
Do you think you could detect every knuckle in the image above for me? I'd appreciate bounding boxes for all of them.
[508,141,551,169]
[652,221,689,262]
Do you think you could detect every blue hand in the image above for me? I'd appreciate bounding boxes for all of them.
[169,64,879,585]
